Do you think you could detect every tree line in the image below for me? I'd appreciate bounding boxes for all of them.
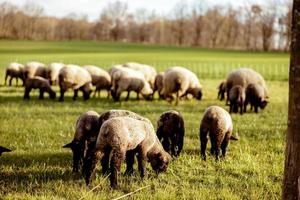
[0,1,292,51]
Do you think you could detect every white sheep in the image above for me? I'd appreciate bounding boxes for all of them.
[83,65,111,98]
[23,61,48,80]
[4,62,24,86]
[58,64,92,101]
[161,66,202,105]
[48,62,65,85]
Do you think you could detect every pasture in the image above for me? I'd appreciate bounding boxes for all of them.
[0,41,289,199]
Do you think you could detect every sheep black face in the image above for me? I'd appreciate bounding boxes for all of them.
[149,152,171,173]
[0,146,12,156]
[260,100,268,109]
[49,90,56,99]
[143,93,153,101]
[82,150,103,186]
[195,89,202,100]
[63,141,85,172]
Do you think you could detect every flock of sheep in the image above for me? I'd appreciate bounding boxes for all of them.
[1,61,269,188]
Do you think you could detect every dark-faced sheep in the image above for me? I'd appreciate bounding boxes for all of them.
[161,66,202,105]
[0,146,12,156]
[4,62,24,86]
[228,85,246,115]
[83,65,111,98]
[24,77,56,100]
[23,61,48,80]
[156,110,185,157]
[217,80,226,101]
[48,62,65,85]
[82,116,172,188]
[58,64,92,101]
[244,83,268,113]
[63,111,100,172]
[154,72,164,99]
[200,106,238,161]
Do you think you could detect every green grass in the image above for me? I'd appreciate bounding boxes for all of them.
[0,41,288,199]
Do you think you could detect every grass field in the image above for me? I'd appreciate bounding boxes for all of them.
[0,41,289,199]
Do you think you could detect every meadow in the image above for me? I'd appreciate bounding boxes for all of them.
[0,41,289,199]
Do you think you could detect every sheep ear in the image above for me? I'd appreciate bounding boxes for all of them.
[63,142,73,148]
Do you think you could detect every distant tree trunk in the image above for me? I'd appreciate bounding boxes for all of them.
[282,0,300,199]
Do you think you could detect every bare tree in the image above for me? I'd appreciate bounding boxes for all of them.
[282,0,300,199]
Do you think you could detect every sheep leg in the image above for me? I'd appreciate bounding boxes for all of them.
[239,103,243,115]
[200,128,208,161]
[162,137,171,155]
[136,92,140,100]
[24,88,31,100]
[125,91,130,101]
[221,135,230,158]
[59,89,65,102]
[92,89,97,98]
[110,149,126,189]
[9,77,13,86]
[73,89,78,101]
[101,146,111,175]
[82,150,104,186]
[16,78,18,86]
[137,150,146,178]
[4,73,8,85]
[125,150,135,175]
[229,103,233,113]
[39,89,45,99]
[72,145,84,173]
[254,105,258,113]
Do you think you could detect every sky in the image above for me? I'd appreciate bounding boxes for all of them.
[1,0,268,21]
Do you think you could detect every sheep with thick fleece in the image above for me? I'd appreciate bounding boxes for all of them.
[228,85,246,115]
[154,72,164,99]
[244,83,268,113]
[58,64,92,101]
[157,110,185,157]
[225,68,267,103]
[111,67,153,101]
[200,106,238,161]
[23,61,48,80]
[63,111,100,172]
[123,62,157,89]
[83,65,111,98]
[24,77,56,100]
[48,62,65,85]
[82,116,172,188]
[161,66,202,104]
[0,146,12,156]
[4,62,24,86]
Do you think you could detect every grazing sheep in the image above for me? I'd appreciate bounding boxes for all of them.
[154,72,164,99]
[156,110,185,157]
[23,61,48,80]
[111,67,153,101]
[4,62,24,86]
[58,64,92,101]
[200,106,238,161]
[24,77,56,100]
[48,62,65,85]
[244,83,268,113]
[161,66,202,105]
[225,68,267,103]
[82,116,172,188]
[228,85,246,115]
[123,62,157,89]
[83,65,111,98]
[217,80,226,101]
[63,111,100,172]
[0,146,12,156]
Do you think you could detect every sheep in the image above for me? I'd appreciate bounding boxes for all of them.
[244,83,268,113]
[228,85,246,115]
[156,110,185,157]
[153,72,164,99]
[63,111,100,172]
[83,65,111,98]
[123,62,157,89]
[111,67,153,101]
[161,66,202,105]
[58,64,92,101]
[0,146,12,156]
[217,80,226,101]
[23,61,48,80]
[4,62,24,86]
[24,77,56,100]
[82,116,172,188]
[199,106,238,161]
[225,68,267,103]
[48,62,65,85]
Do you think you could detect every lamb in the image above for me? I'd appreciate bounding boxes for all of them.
[111,67,153,101]
[24,77,56,100]
[156,110,185,157]
[58,64,92,101]
[4,62,24,86]
[228,85,246,115]
[217,80,226,101]
[63,111,100,172]
[244,83,268,113]
[161,66,202,105]
[48,62,65,85]
[0,146,12,156]
[82,116,172,188]
[23,61,48,80]
[123,62,157,89]
[199,106,238,161]
[154,72,164,99]
[83,65,111,98]
[225,68,267,103]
